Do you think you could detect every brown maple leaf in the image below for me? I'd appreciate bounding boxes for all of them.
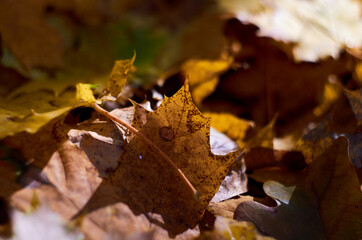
[79,81,242,236]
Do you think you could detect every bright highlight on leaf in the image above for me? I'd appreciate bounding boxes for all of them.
[204,112,255,147]
[75,83,96,106]
[181,55,232,105]
[0,107,71,139]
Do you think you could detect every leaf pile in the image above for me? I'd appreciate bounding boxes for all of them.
[0,1,362,240]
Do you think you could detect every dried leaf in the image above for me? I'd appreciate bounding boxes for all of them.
[81,81,241,236]
[343,87,362,123]
[105,52,136,97]
[205,112,255,147]
[209,196,254,219]
[245,116,277,149]
[0,74,83,139]
[75,83,97,107]
[181,56,233,106]
[0,107,71,139]
[234,137,362,240]
[312,81,341,117]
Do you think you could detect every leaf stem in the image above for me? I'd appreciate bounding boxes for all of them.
[92,104,198,198]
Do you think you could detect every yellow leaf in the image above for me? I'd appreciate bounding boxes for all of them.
[0,85,74,139]
[105,52,136,97]
[204,112,255,146]
[75,83,96,106]
[182,56,233,105]
[313,81,341,117]
[294,119,334,164]
[81,80,242,236]
[356,62,362,87]
[0,107,71,139]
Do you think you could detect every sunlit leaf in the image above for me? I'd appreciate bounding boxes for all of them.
[80,80,241,236]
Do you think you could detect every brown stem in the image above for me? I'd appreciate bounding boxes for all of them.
[92,104,199,199]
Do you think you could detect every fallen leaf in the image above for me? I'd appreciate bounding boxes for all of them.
[312,80,341,117]
[343,87,362,123]
[234,137,362,240]
[204,112,255,147]
[209,196,254,219]
[246,115,277,149]
[211,153,247,203]
[205,19,356,134]
[356,62,362,87]
[8,118,200,240]
[105,52,136,98]
[80,81,241,236]
[295,113,362,168]
[75,83,97,107]
[0,107,71,139]
[0,86,74,139]
[181,56,233,106]
[67,118,124,177]
[209,126,247,202]
[294,118,335,164]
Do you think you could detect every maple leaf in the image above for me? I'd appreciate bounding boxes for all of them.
[79,81,241,236]
[234,137,362,240]
[7,106,201,239]
[219,0,362,61]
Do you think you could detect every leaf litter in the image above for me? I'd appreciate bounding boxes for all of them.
[0,2,362,240]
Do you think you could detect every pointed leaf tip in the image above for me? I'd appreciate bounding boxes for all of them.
[105,52,136,97]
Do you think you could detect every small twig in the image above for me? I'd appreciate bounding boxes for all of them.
[92,104,199,199]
